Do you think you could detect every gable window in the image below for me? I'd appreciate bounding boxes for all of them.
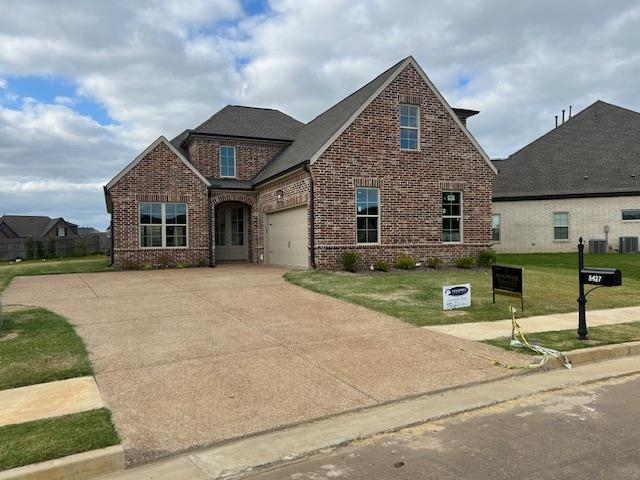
[57,227,66,237]
[356,188,379,244]
[622,209,640,221]
[492,214,501,242]
[442,192,462,242]
[553,212,569,241]
[140,202,187,248]
[220,146,236,178]
[400,104,419,150]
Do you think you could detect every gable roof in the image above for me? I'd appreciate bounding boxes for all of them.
[0,215,76,238]
[189,105,304,142]
[493,101,640,200]
[105,136,211,190]
[253,56,495,185]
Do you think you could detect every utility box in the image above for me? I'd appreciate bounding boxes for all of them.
[580,268,622,287]
[619,236,638,253]
[588,239,607,253]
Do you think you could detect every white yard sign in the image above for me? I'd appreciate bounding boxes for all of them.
[442,284,471,310]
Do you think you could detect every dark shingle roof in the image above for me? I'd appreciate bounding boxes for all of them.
[191,105,304,141]
[0,215,75,238]
[493,101,640,200]
[252,57,408,184]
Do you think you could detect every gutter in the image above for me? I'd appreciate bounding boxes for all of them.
[493,190,640,202]
[303,161,316,269]
[207,187,215,267]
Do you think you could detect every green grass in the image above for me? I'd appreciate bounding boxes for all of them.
[285,253,640,327]
[0,409,119,471]
[0,254,111,293]
[485,321,640,354]
[0,308,93,390]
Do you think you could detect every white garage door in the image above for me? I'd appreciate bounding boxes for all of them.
[266,207,308,267]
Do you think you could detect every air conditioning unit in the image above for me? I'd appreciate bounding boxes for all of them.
[619,236,639,253]
[588,240,607,254]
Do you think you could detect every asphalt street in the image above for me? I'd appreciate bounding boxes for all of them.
[241,373,640,480]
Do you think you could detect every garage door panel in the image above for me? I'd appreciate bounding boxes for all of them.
[267,207,308,268]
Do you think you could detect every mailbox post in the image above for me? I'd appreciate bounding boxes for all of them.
[577,237,622,340]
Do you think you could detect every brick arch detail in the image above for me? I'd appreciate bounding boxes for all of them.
[212,193,257,207]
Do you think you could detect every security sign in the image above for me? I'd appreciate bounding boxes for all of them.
[443,283,471,310]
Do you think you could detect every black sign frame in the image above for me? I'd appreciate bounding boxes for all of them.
[492,264,524,311]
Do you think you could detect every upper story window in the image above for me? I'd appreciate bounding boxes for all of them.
[356,188,379,244]
[220,146,236,178]
[140,202,187,248]
[553,212,569,241]
[622,209,640,221]
[442,192,462,243]
[400,104,419,150]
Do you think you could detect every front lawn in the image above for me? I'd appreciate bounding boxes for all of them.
[285,253,640,326]
[0,254,111,293]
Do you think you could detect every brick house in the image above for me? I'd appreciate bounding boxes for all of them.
[104,56,496,269]
[492,101,640,253]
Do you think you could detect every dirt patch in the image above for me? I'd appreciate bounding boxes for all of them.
[0,332,19,342]
[356,289,419,302]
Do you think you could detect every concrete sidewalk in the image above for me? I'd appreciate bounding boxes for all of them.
[423,305,640,340]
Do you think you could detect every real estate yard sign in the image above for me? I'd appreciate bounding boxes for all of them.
[442,284,471,310]
[492,264,524,310]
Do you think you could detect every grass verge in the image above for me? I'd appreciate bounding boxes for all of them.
[0,254,111,293]
[285,253,640,326]
[484,321,640,354]
[0,408,119,471]
[0,308,93,390]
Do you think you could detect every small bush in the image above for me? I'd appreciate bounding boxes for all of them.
[395,255,417,270]
[176,262,186,269]
[143,263,153,270]
[426,257,442,269]
[455,256,476,269]
[196,258,207,267]
[373,260,390,272]
[341,251,361,272]
[477,249,497,268]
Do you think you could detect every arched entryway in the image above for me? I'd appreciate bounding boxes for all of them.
[212,193,256,263]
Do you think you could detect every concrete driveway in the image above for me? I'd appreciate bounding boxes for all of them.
[3,265,527,465]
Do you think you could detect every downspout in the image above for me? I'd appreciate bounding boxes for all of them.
[207,186,215,267]
[303,161,317,269]
[104,187,114,267]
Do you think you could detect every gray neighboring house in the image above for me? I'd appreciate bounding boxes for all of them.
[492,101,640,253]
[0,215,78,240]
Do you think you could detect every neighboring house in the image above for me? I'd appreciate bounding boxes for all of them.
[104,56,496,269]
[0,215,78,240]
[78,227,101,235]
[492,101,640,253]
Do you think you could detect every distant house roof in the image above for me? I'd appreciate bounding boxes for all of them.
[493,101,640,200]
[78,227,100,235]
[0,215,77,238]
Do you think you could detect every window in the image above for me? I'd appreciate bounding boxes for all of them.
[553,212,569,240]
[57,227,66,237]
[492,214,501,242]
[356,188,379,243]
[220,146,236,177]
[140,202,187,248]
[442,192,462,242]
[400,104,419,150]
[622,209,640,221]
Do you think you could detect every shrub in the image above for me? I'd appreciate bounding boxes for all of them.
[477,249,497,268]
[373,260,390,272]
[196,258,207,267]
[455,256,476,269]
[176,262,186,269]
[143,263,153,270]
[341,251,361,272]
[395,255,417,270]
[36,240,45,259]
[426,257,442,269]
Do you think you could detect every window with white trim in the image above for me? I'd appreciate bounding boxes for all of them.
[442,192,462,242]
[220,146,236,177]
[622,209,640,221]
[356,188,379,244]
[140,202,187,248]
[57,227,66,237]
[400,104,419,150]
[492,214,501,242]
[553,212,569,240]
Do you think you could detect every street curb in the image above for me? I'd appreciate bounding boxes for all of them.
[0,445,124,480]
[546,340,640,369]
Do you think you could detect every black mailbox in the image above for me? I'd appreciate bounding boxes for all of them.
[580,268,622,287]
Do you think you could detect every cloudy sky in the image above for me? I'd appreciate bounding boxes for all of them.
[1,0,638,230]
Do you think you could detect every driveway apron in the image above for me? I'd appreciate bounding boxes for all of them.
[3,265,527,465]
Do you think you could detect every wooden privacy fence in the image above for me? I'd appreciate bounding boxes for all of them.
[0,233,109,260]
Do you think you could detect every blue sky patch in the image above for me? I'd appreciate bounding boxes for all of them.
[455,74,471,90]
[5,75,114,125]
[241,0,270,16]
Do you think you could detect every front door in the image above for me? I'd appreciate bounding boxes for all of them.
[215,204,248,261]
